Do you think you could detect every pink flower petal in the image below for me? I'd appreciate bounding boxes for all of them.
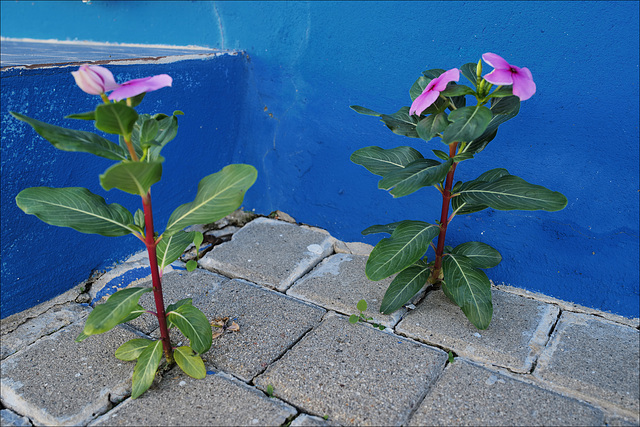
[108,74,172,101]
[511,71,536,101]
[89,65,120,92]
[410,89,439,116]
[431,68,460,92]
[484,68,514,85]
[482,52,510,70]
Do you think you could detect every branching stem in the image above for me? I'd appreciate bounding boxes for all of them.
[142,191,173,363]
[431,142,459,285]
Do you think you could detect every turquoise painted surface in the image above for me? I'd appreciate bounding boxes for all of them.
[1,1,638,318]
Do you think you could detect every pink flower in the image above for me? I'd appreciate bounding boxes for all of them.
[108,75,173,101]
[71,65,120,95]
[482,53,536,101]
[410,68,460,116]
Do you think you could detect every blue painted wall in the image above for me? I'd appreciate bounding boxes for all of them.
[2,1,638,318]
[1,55,250,317]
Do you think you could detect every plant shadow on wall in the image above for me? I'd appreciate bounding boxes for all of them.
[351,53,567,330]
[11,65,257,398]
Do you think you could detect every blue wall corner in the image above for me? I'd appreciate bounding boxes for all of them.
[1,1,638,318]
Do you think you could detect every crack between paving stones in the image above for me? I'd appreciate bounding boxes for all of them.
[402,358,452,426]
[249,321,323,383]
[529,308,563,375]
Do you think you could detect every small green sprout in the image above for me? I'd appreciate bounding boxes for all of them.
[349,299,385,330]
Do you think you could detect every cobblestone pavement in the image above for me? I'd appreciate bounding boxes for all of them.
[2,216,638,426]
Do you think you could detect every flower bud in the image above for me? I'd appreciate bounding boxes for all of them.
[71,65,120,95]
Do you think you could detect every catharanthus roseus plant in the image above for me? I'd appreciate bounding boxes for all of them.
[11,64,257,398]
[350,53,567,329]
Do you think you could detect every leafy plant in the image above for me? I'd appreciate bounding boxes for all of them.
[348,299,385,330]
[12,65,257,398]
[351,53,567,329]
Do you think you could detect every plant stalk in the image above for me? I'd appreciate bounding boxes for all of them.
[431,142,459,286]
[142,192,173,363]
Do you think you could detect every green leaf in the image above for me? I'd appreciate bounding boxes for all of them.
[416,113,450,141]
[115,338,154,361]
[121,92,146,108]
[442,254,493,329]
[167,304,213,354]
[131,340,162,399]
[140,119,160,145]
[440,84,475,97]
[361,221,404,236]
[457,175,568,211]
[380,262,431,314]
[409,75,430,101]
[348,314,359,324]
[16,187,136,237]
[380,107,420,138]
[99,161,163,196]
[422,68,446,79]
[164,164,257,235]
[10,112,127,160]
[460,63,479,89]
[193,231,204,248]
[366,221,439,281]
[451,169,511,215]
[134,209,145,230]
[174,346,206,379]
[80,287,152,338]
[452,241,502,269]
[166,298,193,314]
[488,85,514,98]
[356,299,368,312]
[476,168,511,182]
[465,96,520,154]
[121,304,146,323]
[350,146,424,177]
[186,260,198,271]
[349,105,382,117]
[65,110,96,121]
[147,114,179,161]
[423,97,450,115]
[452,152,474,162]
[156,231,197,270]
[379,159,453,198]
[432,149,450,161]
[94,103,139,137]
[441,105,492,144]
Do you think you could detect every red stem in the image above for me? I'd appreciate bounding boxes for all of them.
[142,192,173,363]
[431,142,459,285]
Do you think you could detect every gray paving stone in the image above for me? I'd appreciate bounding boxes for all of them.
[0,408,32,427]
[1,302,88,360]
[533,311,640,420]
[121,269,324,382]
[197,278,326,382]
[291,413,340,426]
[200,217,335,291]
[408,359,604,426]
[1,320,145,426]
[90,370,296,426]
[287,254,420,328]
[255,314,447,426]
[396,289,559,373]
[126,269,230,334]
